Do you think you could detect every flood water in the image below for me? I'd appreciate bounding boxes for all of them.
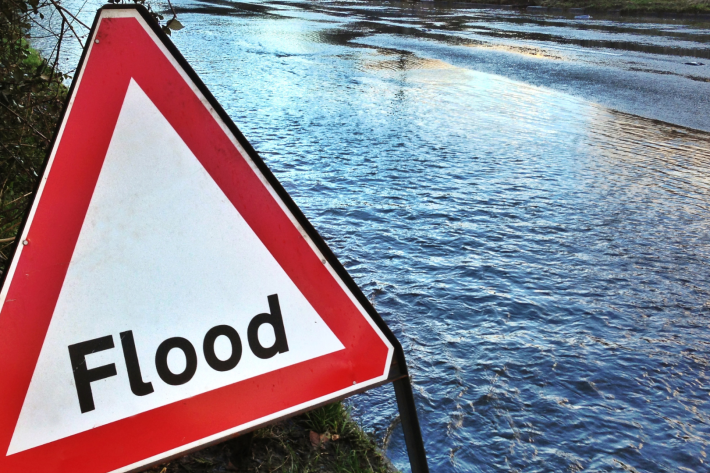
[37,1,710,471]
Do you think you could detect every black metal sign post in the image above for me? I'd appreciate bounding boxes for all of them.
[394,377,430,473]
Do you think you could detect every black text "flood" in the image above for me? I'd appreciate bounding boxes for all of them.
[68,294,288,413]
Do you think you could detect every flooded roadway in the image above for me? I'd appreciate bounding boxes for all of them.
[170,0,710,130]
[40,1,710,472]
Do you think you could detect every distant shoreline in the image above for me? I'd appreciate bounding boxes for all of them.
[427,0,710,18]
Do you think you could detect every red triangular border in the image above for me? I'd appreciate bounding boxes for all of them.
[0,8,392,473]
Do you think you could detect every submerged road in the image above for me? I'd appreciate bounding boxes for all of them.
[178,0,710,131]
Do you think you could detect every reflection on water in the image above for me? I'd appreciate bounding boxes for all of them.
[466,43,566,60]
[460,22,710,59]
[37,1,710,471]
[362,52,455,72]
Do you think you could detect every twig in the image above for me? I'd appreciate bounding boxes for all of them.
[50,18,64,84]
[0,144,37,179]
[0,237,17,244]
[0,104,49,143]
[47,0,84,48]
[54,3,90,30]
[0,221,22,237]
[0,221,22,241]
[27,15,56,36]
[166,0,178,18]
[0,200,33,219]
[1,193,33,209]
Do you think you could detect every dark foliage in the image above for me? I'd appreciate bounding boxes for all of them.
[0,0,67,275]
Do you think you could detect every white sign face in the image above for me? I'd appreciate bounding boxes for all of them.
[8,80,344,455]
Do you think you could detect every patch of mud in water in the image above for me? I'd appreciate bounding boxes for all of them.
[467,42,566,60]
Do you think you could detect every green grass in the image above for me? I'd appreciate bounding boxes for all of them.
[142,402,396,473]
[20,39,44,70]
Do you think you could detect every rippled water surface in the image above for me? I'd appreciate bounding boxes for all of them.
[40,1,710,471]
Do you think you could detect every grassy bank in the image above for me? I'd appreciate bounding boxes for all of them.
[144,403,395,473]
[0,4,395,472]
[442,0,710,15]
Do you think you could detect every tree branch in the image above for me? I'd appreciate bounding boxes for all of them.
[47,0,84,48]
[54,2,90,30]
[0,103,50,144]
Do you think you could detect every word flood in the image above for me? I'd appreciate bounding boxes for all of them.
[67,294,289,413]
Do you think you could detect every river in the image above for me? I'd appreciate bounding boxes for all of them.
[36,1,710,471]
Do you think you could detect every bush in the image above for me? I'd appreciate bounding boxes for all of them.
[0,0,67,275]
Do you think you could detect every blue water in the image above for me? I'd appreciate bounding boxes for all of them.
[39,1,710,471]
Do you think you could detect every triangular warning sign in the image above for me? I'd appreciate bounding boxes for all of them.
[0,7,396,473]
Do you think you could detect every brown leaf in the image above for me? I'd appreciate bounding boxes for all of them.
[331,434,340,441]
[309,430,320,448]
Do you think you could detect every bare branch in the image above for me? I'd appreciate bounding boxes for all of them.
[50,18,65,83]
[166,0,178,18]
[0,103,50,144]
[47,0,84,48]
[27,15,58,36]
[54,3,90,30]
